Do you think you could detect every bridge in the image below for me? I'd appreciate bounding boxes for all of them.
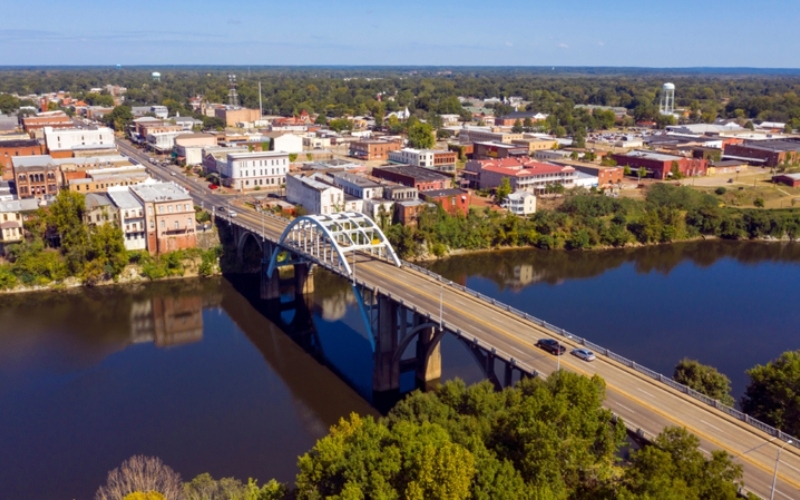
[222,207,800,499]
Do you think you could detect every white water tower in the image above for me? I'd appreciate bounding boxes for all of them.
[151,71,161,83]
[660,82,675,115]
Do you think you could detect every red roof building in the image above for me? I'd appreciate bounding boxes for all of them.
[464,157,577,192]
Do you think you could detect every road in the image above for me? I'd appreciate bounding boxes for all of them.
[118,140,800,499]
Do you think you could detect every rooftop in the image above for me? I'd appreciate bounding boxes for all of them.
[228,150,289,160]
[372,165,450,182]
[0,198,41,213]
[331,172,381,188]
[131,182,192,203]
[618,150,686,162]
[107,189,144,210]
[421,188,468,198]
[11,155,56,170]
[85,193,113,209]
[0,139,39,148]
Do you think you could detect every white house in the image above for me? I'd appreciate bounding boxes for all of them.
[505,191,536,216]
[286,173,345,215]
[147,131,181,154]
[222,151,289,190]
[107,187,147,251]
[44,126,116,153]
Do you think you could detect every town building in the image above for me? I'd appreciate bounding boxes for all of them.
[11,155,60,199]
[382,184,419,202]
[420,188,471,216]
[505,191,537,216]
[706,159,748,176]
[22,111,72,135]
[512,137,558,154]
[83,193,118,227]
[263,132,303,154]
[201,146,248,175]
[0,199,39,253]
[330,172,384,200]
[174,133,217,166]
[388,148,458,173]
[723,140,800,168]
[131,182,196,254]
[44,126,116,158]
[173,116,203,131]
[610,150,708,179]
[221,151,289,190]
[772,173,800,188]
[371,165,451,192]
[349,139,403,161]
[107,188,147,251]
[459,127,524,144]
[215,107,261,127]
[473,141,529,159]
[147,131,182,154]
[494,112,549,127]
[395,200,430,226]
[464,157,577,192]
[286,173,346,215]
[68,165,149,193]
[548,160,624,187]
[0,139,43,179]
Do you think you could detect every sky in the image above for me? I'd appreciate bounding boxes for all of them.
[2,0,799,67]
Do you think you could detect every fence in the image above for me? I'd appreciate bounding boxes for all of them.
[401,261,800,449]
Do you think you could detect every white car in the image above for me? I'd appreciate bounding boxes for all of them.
[571,348,596,362]
[228,211,238,218]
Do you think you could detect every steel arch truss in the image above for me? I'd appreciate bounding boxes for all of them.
[266,212,402,277]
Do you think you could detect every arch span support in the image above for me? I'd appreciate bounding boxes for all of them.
[266,212,402,277]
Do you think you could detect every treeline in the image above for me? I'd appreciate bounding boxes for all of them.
[675,350,800,438]
[385,184,800,259]
[0,191,218,290]
[95,373,752,500]
[2,68,800,124]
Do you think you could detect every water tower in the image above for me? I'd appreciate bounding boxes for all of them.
[227,74,238,106]
[660,82,675,115]
[151,71,161,82]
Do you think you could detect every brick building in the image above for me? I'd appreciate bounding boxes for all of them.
[723,140,800,168]
[349,139,403,161]
[11,155,60,199]
[0,139,43,179]
[464,157,576,192]
[214,107,261,127]
[772,173,800,188]
[21,111,72,135]
[371,165,450,191]
[420,188,471,216]
[131,183,197,254]
[610,150,708,179]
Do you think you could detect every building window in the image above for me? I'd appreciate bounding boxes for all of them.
[174,221,179,230]
[160,220,165,229]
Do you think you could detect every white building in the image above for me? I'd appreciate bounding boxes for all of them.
[286,173,345,215]
[44,126,116,154]
[268,133,303,154]
[146,131,181,154]
[574,171,599,189]
[222,151,289,190]
[330,172,384,200]
[505,191,537,216]
[303,135,332,149]
[389,148,435,168]
[107,187,147,251]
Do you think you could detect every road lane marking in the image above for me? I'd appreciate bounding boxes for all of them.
[614,402,635,414]
[363,263,800,491]
[700,419,724,433]
[637,388,655,398]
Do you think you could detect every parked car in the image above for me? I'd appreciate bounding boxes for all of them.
[536,338,566,355]
[217,206,226,212]
[229,210,238,218]
[571,348,596,362]
[209,184,219,190]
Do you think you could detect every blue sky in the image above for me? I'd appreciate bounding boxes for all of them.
[2,0,799,67]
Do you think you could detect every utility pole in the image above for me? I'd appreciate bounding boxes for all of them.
[770,440,793,500]
[439,281,443,329]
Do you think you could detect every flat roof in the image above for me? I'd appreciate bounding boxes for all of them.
[131,182,192,202]
[11,155,55,169]
[0,139,39,148]
[775,173,800,180]
[620,150,685,162]
[421,189,468,198]
[331,172,381,188]
[107,189,143,209]
[372,165,449,182]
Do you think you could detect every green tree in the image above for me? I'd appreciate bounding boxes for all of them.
[522,117,533,130]
[673,358,735,406]
[623,165,632,176]
[511,119,523,133]
[408,121,435,149]
[496,177,512,204]
[637,167,647,183]
[754,197,765,208]
[0,93,20,114]
[105,105,134,132]
[83,222,128,284]
[741,350,800,436]
[573,127,586,148]
[328,118,354,132]
[744,120,755,130]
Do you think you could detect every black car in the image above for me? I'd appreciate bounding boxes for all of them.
[536,338,566,355]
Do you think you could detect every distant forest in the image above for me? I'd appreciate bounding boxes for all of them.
[2,67,800,127]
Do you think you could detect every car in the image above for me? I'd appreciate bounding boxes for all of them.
[209,184,219,190]
[217,206,226,212]
[571,348,596,362]
[536,338,566,355]
[228,210,238,218]
[170,172,176,176]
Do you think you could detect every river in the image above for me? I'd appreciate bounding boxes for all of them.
[1,240,798,499]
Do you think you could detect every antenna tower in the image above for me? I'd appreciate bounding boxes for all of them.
[228,74,238,107]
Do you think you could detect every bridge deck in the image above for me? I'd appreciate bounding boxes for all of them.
[227,206,800,499]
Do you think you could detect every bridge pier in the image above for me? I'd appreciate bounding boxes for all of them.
[261,263,281,301]
[373,295,401,394]
[294,263,315,296]
[415,326,441,389]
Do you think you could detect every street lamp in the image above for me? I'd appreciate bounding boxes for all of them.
[770,439,793,500]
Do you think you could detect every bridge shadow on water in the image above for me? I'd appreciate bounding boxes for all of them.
[220,268,492,415]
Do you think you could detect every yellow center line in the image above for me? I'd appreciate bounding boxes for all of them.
[364,262,800,490]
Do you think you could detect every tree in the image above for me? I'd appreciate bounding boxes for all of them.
[0,93,20,114]
[522,117,533,130]
[623,165,632,176]
[95,455,183,500]
[573,127,586,148]
[754,197,765,208]
[744,120,755,130]
[288,153,298,163]
[673,358,735,406]
[496,177,512,204]
[637,167,647,183]
[105,105,134,132]
[407,121,435,149]
[742,350,800,436]
[328,118,354,132]
[511,119,523,133]
[314,114,328,125]
[84,222,128,284]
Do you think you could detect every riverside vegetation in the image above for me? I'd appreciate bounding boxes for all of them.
[0,191,220,290]
[94,372,757,500]
[385,184,800,259]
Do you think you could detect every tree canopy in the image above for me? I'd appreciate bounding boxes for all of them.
[741,350,800,436]
[673,358,735,406]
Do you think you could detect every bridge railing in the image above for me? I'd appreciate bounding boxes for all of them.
[400,260,800,449]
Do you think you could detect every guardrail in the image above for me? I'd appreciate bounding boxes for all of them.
[400,260,800,449]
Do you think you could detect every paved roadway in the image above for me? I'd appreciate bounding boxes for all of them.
[118,140,800,499]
